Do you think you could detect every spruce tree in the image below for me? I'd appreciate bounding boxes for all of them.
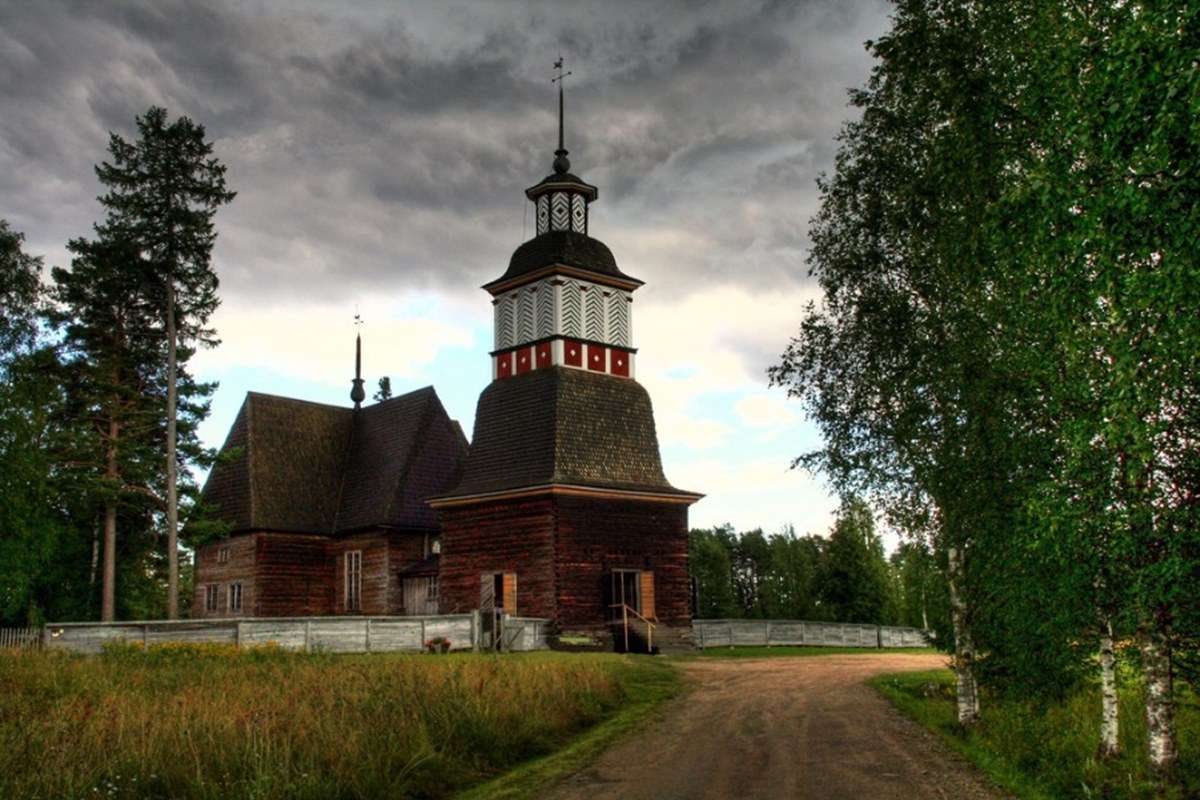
[92,107,235,618]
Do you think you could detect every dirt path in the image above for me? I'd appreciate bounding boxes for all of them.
[542,653,1008,800]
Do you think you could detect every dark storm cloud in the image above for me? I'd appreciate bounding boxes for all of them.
[0,0,890,304]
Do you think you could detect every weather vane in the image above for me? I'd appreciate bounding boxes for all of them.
[551,56,572,172]
[354,305,363,328]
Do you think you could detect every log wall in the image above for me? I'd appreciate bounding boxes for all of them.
[255,533,335,616]
[554,496,691,629]
[192,533,259,618]
[437,498,557,617]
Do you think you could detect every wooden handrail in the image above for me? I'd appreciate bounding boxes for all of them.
[608,603,656,652]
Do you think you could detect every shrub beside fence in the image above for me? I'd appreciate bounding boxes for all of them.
[0,627,41,650]
[43,614,550,655]
[692,619,930,649]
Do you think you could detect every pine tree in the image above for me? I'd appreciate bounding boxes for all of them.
[92,107,235,618]
[48,235,165,621]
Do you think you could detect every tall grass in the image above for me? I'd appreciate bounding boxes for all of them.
[872,669,1199,800]
[0,643,673,799]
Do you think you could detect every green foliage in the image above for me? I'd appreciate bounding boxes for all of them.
[690,505,933,625]
[769,1,1200,756]
[0,648,674,800]
[374,375,392,402]
[874,668,1200,800]
[0,219,43,358]
[821,497,897,625]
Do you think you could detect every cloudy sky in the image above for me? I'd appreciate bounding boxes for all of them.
[1,0,893,541]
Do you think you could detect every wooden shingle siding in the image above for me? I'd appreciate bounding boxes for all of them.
[437,498,557,618]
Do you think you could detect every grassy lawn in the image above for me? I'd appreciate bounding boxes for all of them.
[871,669,1199,800]
[690,645,938,659]
[0,644,682,800]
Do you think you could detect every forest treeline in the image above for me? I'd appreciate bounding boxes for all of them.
[0,107,233,625]
[690,498,949,633]
[767,1,1198,790]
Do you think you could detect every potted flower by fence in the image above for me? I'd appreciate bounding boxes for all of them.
[425,636,451,654]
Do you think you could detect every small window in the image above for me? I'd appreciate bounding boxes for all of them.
[345,550,362,612]
[204,584,219,613]
[427,576,439,602]
[431,538,441,555]
[228,582,243,614]
[217,546,230,564]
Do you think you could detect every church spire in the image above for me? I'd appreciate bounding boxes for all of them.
[350,311,365,410]
[552,56,572,174]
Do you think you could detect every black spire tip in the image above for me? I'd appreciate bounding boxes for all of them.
[351,320,366,409]
[552,57,572,174]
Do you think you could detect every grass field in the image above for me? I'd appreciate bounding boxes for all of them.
[0,644,681,800]
[872,669,1199,800]
[691,645,938,659]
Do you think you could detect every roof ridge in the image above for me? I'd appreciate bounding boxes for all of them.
[246,395,258,528]
[329,404,359,535]
[382,389,439,522]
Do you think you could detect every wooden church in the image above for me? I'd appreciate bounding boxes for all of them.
[193,77,702,644]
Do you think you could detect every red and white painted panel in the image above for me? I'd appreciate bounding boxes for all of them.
[492,338,635,380]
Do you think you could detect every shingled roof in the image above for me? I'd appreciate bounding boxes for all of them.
[484,230,642,291]
[436,367,696,500]
[200,387,468,535]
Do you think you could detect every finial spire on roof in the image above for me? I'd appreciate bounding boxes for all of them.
[551,56,572,174]
[351,310,365,410]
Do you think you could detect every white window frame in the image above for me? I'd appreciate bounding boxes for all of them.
[227,582,243,614]
[204,584,219,613]
[217,546,230,564]
[345,550,362,612]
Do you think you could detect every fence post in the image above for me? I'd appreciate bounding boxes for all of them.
[471,609,481,652]
[235,620,243,649]
[41,625,50,649]
[143,624,149,648]
[365,618,372,653]
[420,618,426,650]
[304,620,312,653]
[765,620,772,647]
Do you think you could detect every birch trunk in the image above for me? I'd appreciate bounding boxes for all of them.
[165,279,179,619]
[947,545,979,724]
[1141,625,1178,781]
[1098,618,1120,758]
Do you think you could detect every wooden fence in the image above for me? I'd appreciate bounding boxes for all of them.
[43,613,551,655]
[692,619,930,649]
[0,627,41,650]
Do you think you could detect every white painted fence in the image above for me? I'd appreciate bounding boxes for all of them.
[0,627,41,650]
[692,619,930,649]
[44,613,551,655]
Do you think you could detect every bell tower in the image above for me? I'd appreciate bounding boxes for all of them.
[486,59,642,381]
[431,61,701,645]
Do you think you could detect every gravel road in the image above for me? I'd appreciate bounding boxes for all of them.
[541,653,1009,800]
